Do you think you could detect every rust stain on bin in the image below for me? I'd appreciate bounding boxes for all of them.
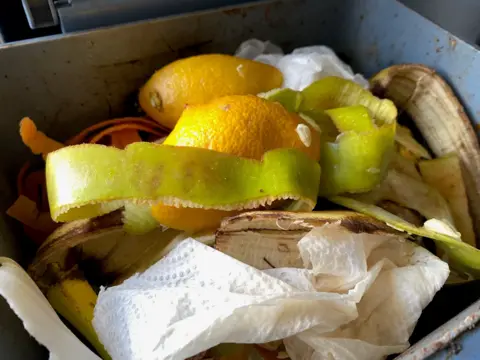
[396,303,480,359]
[449,37,457,51]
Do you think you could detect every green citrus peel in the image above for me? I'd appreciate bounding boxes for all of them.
[325,105,374,132]
[330,195,480,278]
[320,106,396,195]
[122,203,160,234]
[258,88,303,113]
[46,143,321,230]
[262,77,397,196]
[300,77,397,121]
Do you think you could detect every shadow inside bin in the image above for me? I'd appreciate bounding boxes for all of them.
[410,280,480,344]
[0,296,48,360]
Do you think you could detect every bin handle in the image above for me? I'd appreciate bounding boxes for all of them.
[21,0,60,29]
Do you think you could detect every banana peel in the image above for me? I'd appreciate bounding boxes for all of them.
[419,154,476,247]
[355,169,454,225]
[330,196,480,278]
[28,210,183,359]
[46,268,109,360]
[215,210,398,269]
[29,210,269,360]
[0,257,101,360]
[29,210,182,288]
[395,124,432,160]
[371,64,480,240]
[377,200,424,227]
[390,151,422,181]
[26,260,109,359]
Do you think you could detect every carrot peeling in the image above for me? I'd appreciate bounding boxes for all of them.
[20,117,64,156]
[110,130,142,149]
[6,195,58,234]
[88,123,164,144]
[67,117,167,145]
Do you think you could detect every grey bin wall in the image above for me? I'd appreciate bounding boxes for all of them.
[56,0,265,33]
[400,0,480,47]
[0,0,479,359]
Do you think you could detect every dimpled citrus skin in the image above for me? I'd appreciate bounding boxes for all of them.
[164,95,321,161]
[151,205,239,233]
[152,95,321,232]
[139,54,283,129]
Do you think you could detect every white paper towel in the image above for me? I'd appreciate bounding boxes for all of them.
[234,39,370,90]
[93,223,448,360]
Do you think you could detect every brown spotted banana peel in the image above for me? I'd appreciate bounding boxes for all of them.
[28,211,182,359]
[215,211,399,269]
[371,64,480,240]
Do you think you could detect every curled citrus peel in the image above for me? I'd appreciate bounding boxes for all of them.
[301,77,397,122]
[46,143,321,233]
[320,105,396,195]
[262,77,397,195]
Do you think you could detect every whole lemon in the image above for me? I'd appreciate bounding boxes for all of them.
[139,54,283,129]
[151,95,321,232]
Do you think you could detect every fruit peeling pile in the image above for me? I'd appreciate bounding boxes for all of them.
[3,40,480,360]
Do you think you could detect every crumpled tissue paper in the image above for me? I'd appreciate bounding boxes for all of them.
[234,39,370,90]
[93,223,449,360]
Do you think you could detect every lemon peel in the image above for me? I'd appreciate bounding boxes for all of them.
[46,143,321,229]
[262,78,397,195]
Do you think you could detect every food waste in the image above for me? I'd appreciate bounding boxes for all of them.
[4,41,480,360]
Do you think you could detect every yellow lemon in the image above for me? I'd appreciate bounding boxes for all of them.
[139,54,283,129]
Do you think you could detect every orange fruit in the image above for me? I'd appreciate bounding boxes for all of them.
[164,95,321,161]
[138,54,283,129]
[151,205,238,234]
[152,95,321,232]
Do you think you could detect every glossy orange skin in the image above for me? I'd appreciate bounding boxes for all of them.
[139,54,283,129]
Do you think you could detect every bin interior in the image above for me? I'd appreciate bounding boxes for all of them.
[0,0,479,358]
